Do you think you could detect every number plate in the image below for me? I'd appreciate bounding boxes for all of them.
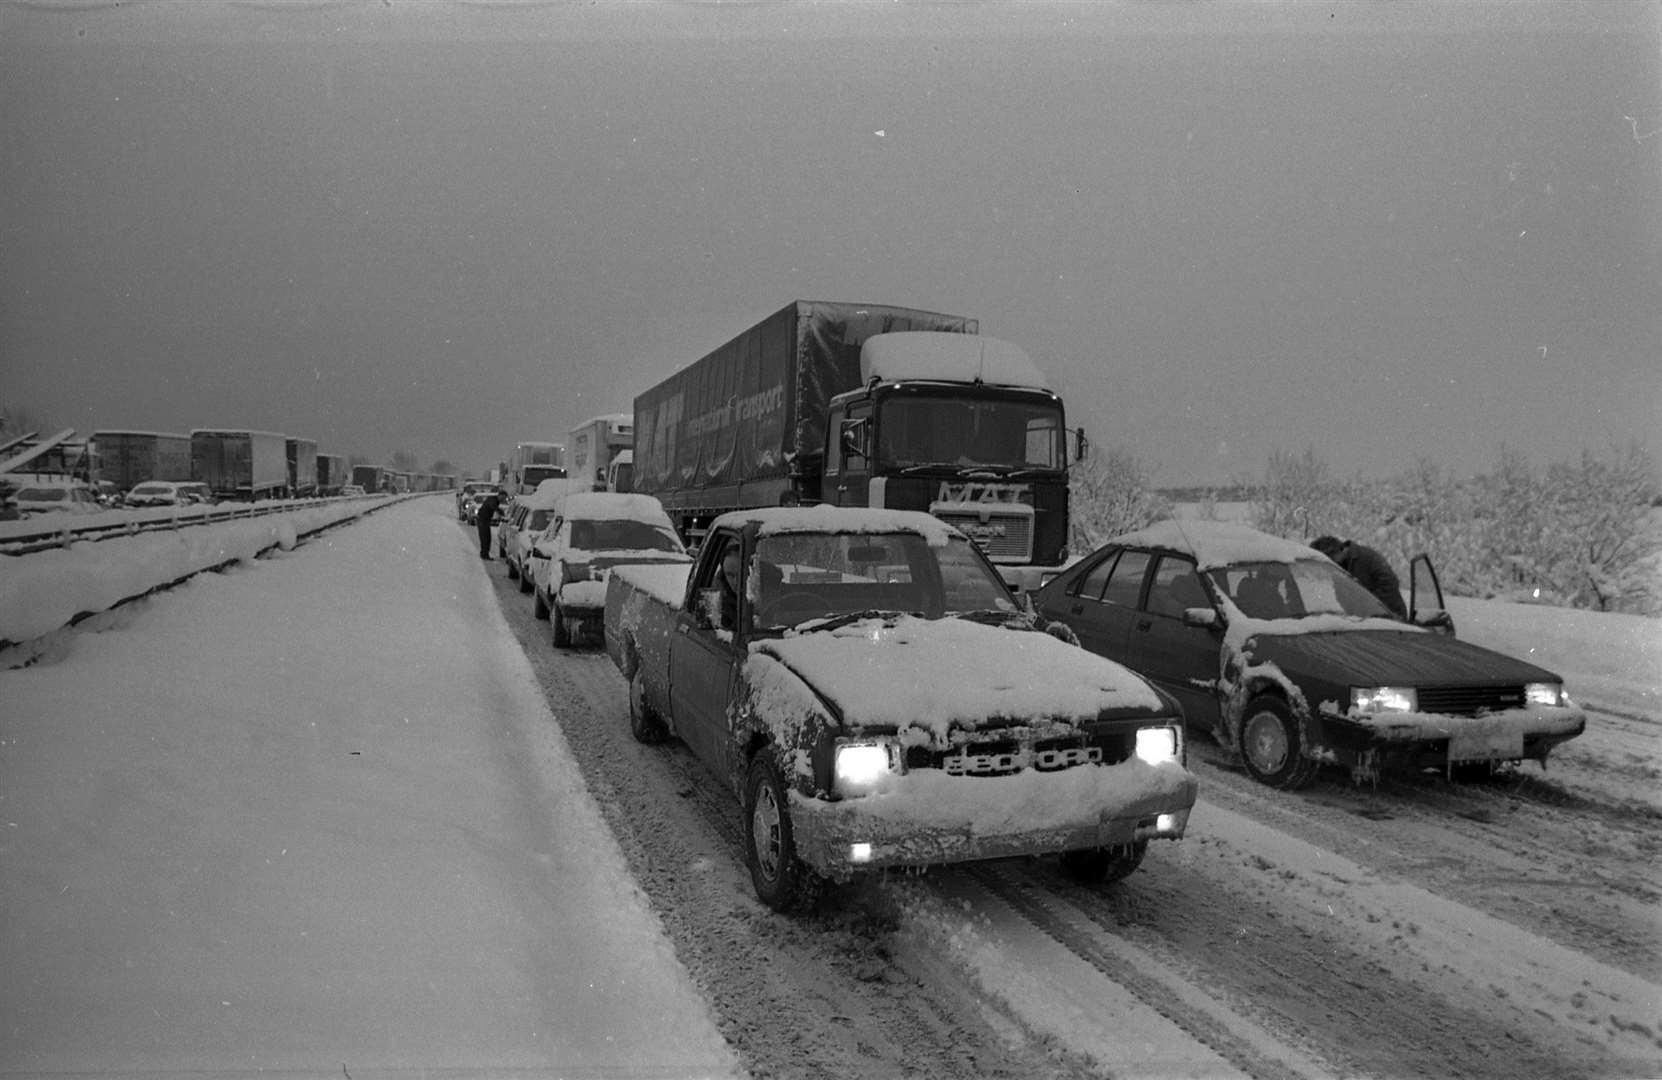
[1448,727,1524,762]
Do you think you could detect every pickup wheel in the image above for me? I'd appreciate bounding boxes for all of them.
[627,667,668,744]
[1238,695,1319,789]
[743,755,824,914]
[552,599,571,648]
[532,585,550,621]
[1061,841,1147,884]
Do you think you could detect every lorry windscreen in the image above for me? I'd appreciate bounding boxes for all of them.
[877,394,1064,471]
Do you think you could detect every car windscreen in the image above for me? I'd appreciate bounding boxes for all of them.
[569,518,682,553]
[751,532,1012,627]
[1206,558,1392,620]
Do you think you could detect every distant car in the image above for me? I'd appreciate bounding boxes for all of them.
[530,492,690,647]
[176,481,216,505]
[456,481,497,523]
[124,480,192,508]
[1031,520,1587,788]
[340,484,366,497]
[12,481,102,517]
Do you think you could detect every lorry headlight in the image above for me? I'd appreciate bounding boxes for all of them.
[1524,682,1566,708]
[833,742,896,797]
[1351,686,1418,714]
[1134,726,1180,766]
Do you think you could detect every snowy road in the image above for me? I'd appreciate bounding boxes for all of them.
[3,497,1659,1079]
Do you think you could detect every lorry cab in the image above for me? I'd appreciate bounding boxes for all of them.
[821,333,1078,588]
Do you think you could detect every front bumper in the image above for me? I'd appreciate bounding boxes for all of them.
[1315,704,1586,769]
[787,759,1198,882]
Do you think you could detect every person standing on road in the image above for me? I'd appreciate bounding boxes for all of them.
[476,492,501,559]
[1311,535,1407,619]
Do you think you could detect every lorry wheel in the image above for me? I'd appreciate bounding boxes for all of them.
[533,586,549,621]
[1238,696,1319,789]
[628,668,668,744]
[1061,841,1147,884]
[743,755,824,914]
[552,601,570,647]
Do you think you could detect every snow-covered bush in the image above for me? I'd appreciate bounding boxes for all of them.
[1067,446,1171,553]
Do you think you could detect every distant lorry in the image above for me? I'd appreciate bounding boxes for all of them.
[568,414,633,492]
[631,300,1081,590]
[606,449,633,493]
[511,441,566,494]
[316,453,350,495]
[603,505,1196,912]
[286,437,318,498]
[94,430,192,492]
[190,429,289,501]
[351,464,384,494]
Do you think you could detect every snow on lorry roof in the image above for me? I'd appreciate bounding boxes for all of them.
[861,332,1051,391]
[1111,520,1320,570]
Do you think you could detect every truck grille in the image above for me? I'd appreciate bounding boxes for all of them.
[904,731,1134,776]
[933,511,1033,561]
[1416,685,1528,716]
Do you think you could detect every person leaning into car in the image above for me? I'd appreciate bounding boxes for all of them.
[1311,535,1407,619]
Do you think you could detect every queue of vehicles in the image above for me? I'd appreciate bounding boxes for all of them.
[476,297,1588,915]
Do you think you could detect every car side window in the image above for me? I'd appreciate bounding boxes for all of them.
[1072,548,1120,601]
[1100,549,1151,608]
[1145,555,1207,618]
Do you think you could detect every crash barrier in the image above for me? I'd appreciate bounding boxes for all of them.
[0,493,403,557]
[0,494,418,663]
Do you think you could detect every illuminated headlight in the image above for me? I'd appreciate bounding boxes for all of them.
[1134,726,1181,766]
[1525,682,1567,708]
[1351,686,1418,714]
[833,741,896,797]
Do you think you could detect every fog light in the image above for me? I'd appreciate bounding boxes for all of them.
[850,843,873,863]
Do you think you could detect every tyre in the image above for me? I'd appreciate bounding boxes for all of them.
[1238,695,1319,789]
[505,557,519,581]
[628,667,668,744]
[517,563,532,594]
[552,599,570,647]
[1061,840,1147,885]
[532,585,549,621]
[743,754,825,913]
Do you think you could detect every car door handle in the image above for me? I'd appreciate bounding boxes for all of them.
[1070,604,1083,616]
[1135,618,1152,632]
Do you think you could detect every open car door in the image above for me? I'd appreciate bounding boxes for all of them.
[1408,554,1455,636]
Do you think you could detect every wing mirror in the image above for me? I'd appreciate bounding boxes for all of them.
[1182,607,1220,629]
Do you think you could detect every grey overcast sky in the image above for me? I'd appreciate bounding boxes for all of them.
[2,0,1657,484]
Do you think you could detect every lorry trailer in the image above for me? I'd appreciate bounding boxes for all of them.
[94,431,192,492]
[631,300,1079,587]
[316,453,350,495]
[190,429,289,501]
[286,437,319,498]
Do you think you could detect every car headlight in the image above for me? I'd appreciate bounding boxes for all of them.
[832,741,897,797]
[1351,686,1418,714]
[1134,725,1181,766]
[1525,682,1567,708]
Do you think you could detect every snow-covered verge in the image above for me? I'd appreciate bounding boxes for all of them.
[0,498,392,646]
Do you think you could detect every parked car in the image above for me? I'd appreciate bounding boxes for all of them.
[124,480,193,507]
[498,488,567,589]
[1031,520,1587,789]
[340,484,367,497]
[11,481,102,517]
[530,492,690,646]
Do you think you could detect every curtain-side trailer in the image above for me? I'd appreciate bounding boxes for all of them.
[316,453,350,495]
[94,431,192,492]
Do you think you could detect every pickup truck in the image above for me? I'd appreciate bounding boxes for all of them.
[603,505,1199,912]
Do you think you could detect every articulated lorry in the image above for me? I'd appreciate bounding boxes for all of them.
[94,431,192,492]
[286,437,318,498]
[631,300,1082,589]
[191,429,289,501]
[568,414,633,491]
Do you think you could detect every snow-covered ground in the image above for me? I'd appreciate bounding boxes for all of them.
[1,496,1657,1076]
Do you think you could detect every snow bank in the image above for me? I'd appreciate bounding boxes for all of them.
[0,500,384,644]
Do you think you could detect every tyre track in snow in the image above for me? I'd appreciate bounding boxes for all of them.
[483,557,1105,1080]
